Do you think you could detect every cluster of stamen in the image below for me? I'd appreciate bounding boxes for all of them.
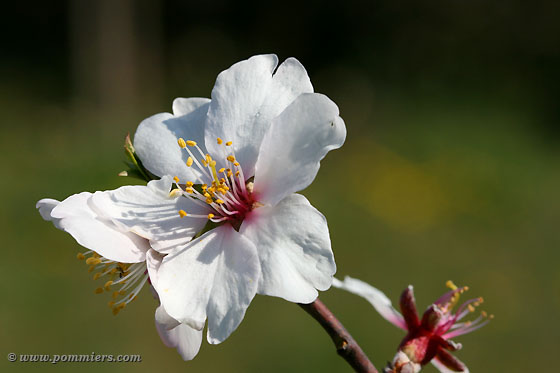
[77,251,148,315]
[173,137,256,227]
[435,280,494,339]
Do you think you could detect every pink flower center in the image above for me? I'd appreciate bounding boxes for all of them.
[171,137,261,229]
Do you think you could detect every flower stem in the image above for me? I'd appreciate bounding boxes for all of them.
[298,298,378,373]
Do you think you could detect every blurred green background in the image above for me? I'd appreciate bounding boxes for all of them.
[2,1,558,372]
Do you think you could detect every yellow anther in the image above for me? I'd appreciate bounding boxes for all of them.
[481,311,488,318]
[186,140,197,147]
[206,198,213,204]
[206,154,212,163]
[93,253,100,258]
[86,257,101,266]
[173,176,180,183]
[446,280,458,290]
[227,155,236,162]
[185,188,194,194]
[234,162,240,167]
[235,171,240,177]
[178,210,188,218]
[468,304,475,312]
[489,314,495,319]
[218,168,226,173]
[227,169,233,177]
[177,138,187,148]
[186,157,193,167]
[185,181,194,187]
[202,160,208,167]
[202,184,208,190]
[112,291,120,299]
[217,188,226,194]
[215,199,224,204]
[104,280,113,291]
[226,141,232,146]
[204,192,211,198]
[76,252,85,260]
[217,137,223,144]
[208,213,215,219]
[94,287,104,294]
[108,301,115,308]
[88,266,95,273]
[93,273,102,280]
[169,189,182,198]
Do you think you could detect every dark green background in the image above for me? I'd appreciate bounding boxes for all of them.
[2,1,558,372]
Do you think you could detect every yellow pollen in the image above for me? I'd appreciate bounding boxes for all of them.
[227,169,233,177]
[235,171,240,177]
[206,154,212,163]
[88,266,95,273]
[104,280,113,291]
[173,176,180,183]
[208,213,215,219]
[86,257,101,266]
[446,280,458,290]
[185,188,194,194]
[93,273,102,280]
[112,291,120,299]
[185,181,194,187]
[186,140,197,147]
[215,199,224,204]
[217,137,223,144]
[227,155,236,162]
[218,168,226,173]
[178,210,188,218]
[202,184,208,190]
[169,189,182,198]
[481,311,488,318]
[108,301,115,308]
[233,162,240,167]
[202,160,208,167]
[204,192,211,198]
[94,287,104,294]
[217,188,227,194]
[226,141,232,146]
[206,198,213,204]
[76,252,85,260]
[177,138,187,148]
[468,304,475,312]
[186,157,193,167]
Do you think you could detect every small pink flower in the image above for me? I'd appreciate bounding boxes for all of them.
[333,277,492,372]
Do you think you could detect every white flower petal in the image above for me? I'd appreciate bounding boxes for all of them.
[90,176,209,254]
[155,305,203,361]
[146,249,164,289]
[253,93,346,206]
[37,198,59,222]
[156,225,260,344]
[42,193,149,263]
[134,98,210,182]
[205,55,314,177]
[332,276,407,331]
[240,193,335,304]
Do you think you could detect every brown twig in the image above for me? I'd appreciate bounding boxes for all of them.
[299,298,378,373]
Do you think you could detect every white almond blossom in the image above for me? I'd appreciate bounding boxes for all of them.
[36,194,203,360]
[37,54,346,356]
